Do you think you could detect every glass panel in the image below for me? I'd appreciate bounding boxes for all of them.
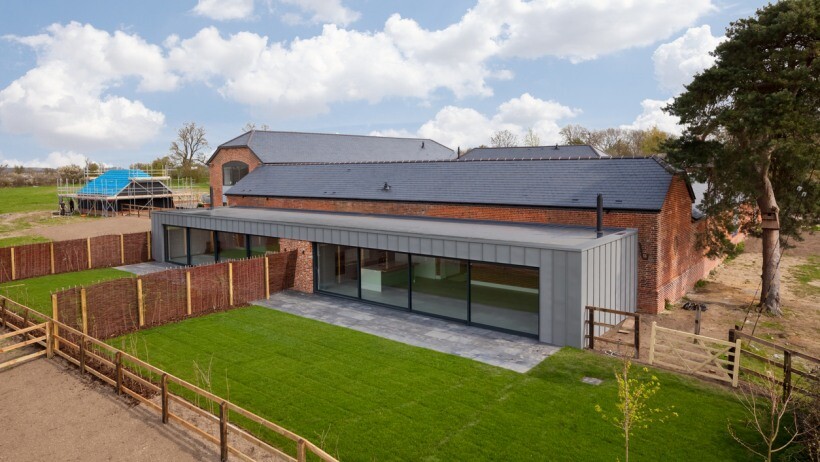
[250,236,280,256]
[411,256,468,320]
[470,263,539,335]
[189,228,216,265]
[316,244,359,297]
[217,232,247,262]
[360,249,409,308]
[223,161,249,186]
[165,226,187,265]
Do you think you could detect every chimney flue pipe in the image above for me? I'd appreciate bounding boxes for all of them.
[596,193,603,238]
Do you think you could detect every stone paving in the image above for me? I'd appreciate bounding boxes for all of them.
[256,291,559,373]
[116,261,178,276]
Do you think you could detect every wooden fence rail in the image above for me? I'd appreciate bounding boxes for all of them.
[730,329,820,398]
[649,322,741,387]
[0,295,339,462]
[584,306,641,359]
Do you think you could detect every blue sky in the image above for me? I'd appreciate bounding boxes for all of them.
[0,0,768,167]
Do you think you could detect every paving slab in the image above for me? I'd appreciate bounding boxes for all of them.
[255,291,559,373]
[116,261,177,275]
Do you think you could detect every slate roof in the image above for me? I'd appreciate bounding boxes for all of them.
[77,169,150,196]
[460,145,610,160]
[209,130,456,164]
[227,157,687,212]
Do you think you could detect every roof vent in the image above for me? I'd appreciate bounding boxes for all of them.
[554,144,559,150]
[421,141,425,149]
[382,182,391,191]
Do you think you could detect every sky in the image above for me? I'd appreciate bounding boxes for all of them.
[0,0,769,168]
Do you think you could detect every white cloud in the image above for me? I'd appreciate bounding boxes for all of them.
[1,150,88,168]
[280,0,360,26]
[193,0,255,20]
[0,22,168,152]
[372,93,579,149]
[652,25,724,93]
[620,99,682,136]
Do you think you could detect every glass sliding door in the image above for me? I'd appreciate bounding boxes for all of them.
[250,236,279,256]
[217,232,248,262]
[316,243,359,297]
[165,226,187,265]
[189,228,216,265]
[360,249,409,309]
[410,256,468,321]
[470,262,539,336]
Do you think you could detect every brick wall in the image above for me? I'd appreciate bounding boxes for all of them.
[280,238,314,293]
[208,147,263,207]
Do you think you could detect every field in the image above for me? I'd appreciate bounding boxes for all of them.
[113,306,759,462]
[0,185,58,214]
[0,268,131,315]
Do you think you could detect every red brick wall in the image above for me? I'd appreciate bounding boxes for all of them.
[208,147,262,207]
[280,238,314,293]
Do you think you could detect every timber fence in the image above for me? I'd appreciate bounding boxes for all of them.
[0,232,152,283]
[52,252,297,340]
[730,329,819,398]
[0,295,338,462]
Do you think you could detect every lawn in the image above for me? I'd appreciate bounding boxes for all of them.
[0,268,131,315]
[113,306,760,461]
[0,185,58,214]
[0,235,50,247]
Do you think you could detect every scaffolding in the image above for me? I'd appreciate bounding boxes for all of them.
[57,166,200,217]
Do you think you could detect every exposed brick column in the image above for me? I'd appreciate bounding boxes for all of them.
[279,239,313,293]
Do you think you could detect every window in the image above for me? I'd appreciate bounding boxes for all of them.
[316,244,359,298]
[189,228,216,265]
[222,161,249,186]
[165,226,187,265]
[217,232,247,262]
[411,256,468,321]
[360,249,409,308]
[470,262,539,335]
[250,236,279,256]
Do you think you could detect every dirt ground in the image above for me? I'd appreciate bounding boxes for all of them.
[0,211,151,241]
[603,233,820,360]
[0,357,217,462]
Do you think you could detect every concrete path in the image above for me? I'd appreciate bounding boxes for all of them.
[256,291,559,373]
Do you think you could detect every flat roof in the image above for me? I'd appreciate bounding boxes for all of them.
[157,207,636,252]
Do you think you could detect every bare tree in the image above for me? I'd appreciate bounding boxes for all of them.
[559,124,592,145]
[490,129,518,147]
[242,122,270,132]
[523,128,541,147]
[169,122,209,172]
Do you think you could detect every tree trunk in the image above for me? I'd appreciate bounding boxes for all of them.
[757,167,782,316]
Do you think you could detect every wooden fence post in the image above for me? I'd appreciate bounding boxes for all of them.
[22,309,30,340]
[264,256,270,299]
[161,374,169,424]
[46,322,53,359]
[648,322,657,365]
[79,339,86,375]
[146,231,152,261]
[694,307,702,336]
[297,439,307,462]
[219,401,229,462]
[51,294,60,353]
[115,351,123,395]
[9,247,15,281]
[783,350,792,400]
[731,337,742,388]
[87,237,92,269]
[186,271,192,316]
[80,288,88,335]
[50,242,55,274]
[727,329,737,380]
[228,262,234,306]
[633,314,641,359]
[120,234,125,265]
[137,278,145,327]
[0,298,6,329]
[586,307,595,350]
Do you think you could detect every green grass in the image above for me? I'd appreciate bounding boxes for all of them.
[0,268,131,315]
[0,235,50,247]
[113,306,760,461]
[790,255,820,297]
[0,185,58,214]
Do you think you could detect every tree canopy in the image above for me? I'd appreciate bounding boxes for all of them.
[664,0,819,315]
[169,122,210,173]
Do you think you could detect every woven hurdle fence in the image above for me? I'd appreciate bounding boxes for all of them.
[52,251,298,340]
[0,232,152,283]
